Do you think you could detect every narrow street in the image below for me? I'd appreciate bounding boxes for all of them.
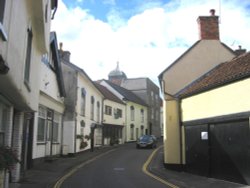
[59,143,168,188]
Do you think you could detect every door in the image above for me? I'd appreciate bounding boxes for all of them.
[210,120,249,184]
[185,124,209,176]
[45,120,52,156]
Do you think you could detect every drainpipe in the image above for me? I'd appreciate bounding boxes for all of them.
[101,98,106,145]
[177,99,183,169]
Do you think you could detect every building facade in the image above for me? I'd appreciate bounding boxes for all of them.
[60,50,104,154]
[99,80,148,142]
[108,63,161,137]
[33,32,65,164]
[0,0,57,186]
[178,52,250,185]
[121,78,161,137]
[94,83,126,145]
[158,10,236,170]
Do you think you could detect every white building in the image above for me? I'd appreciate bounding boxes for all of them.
[0,0,57,186]
[33,32,65,163]
[60,50,104,154]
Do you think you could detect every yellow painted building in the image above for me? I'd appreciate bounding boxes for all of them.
[178,52,250,184]
[159,10,236,170]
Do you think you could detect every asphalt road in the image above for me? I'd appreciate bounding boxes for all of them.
[60,143,169,188]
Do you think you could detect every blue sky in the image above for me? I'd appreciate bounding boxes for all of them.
[52,0,250,85]
[62,0,170,22]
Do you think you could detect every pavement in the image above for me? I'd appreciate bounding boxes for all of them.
[10,143,249,188]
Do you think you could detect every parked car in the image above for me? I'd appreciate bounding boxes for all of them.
[136,135,157,149]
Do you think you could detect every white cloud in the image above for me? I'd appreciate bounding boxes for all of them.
[52,0,250,86]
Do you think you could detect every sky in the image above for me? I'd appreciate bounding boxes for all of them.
[51,0,250,86]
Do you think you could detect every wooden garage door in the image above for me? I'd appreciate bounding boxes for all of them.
[185,124,209,176]
[210,120,249,184]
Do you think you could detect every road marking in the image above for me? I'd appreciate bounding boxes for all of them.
[53,149,116,188]
[142,146,179,188]
[114,167,125,171]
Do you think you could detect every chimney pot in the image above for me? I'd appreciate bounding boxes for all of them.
[59,42,63,51]
[210,9,215,16]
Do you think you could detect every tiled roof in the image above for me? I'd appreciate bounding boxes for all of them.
[105,80,148,106]
[178,51,250,98]
[94,82,125,105]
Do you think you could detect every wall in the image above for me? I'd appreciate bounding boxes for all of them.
[182,78,250,121]
[162,40,235,96]
[103,100,125,126]
[163,99,181,165]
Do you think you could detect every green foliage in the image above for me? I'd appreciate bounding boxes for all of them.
[0,146,19,170]
[80,141,88,149]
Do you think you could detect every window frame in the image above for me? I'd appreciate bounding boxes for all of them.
[130,106,135,121]
[37,106,47,142]
[90,96,95,120]
[105,105,112,116]
[24,27,33,90]
[80,88,86,116]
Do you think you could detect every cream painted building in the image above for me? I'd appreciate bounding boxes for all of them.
[33,32,65,163]
[94,83,126,145]
[158,10,236,170]
[60,50,104,154]
[0,0,57,186]
[99,80,148,142]
[178,52,250,185]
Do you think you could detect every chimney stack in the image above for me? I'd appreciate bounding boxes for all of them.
[234,45,246,56]
[197,9,220,40]
[58,42,71,62]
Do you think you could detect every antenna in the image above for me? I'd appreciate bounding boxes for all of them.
[219,0,222,24]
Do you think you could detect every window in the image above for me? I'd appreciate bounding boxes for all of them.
[151,109,154,120]
[116,108,122,118]
[80,120,85,136]
[130,124,134,140]
[0,102,8,146]
[96,101,100,123]
[80,88,86,116]
[37,106,46,142]
[140,126,144,136]
[24,28,33,87]
[114,108,122,119]
[52,112,60,142]
[0,0,5,23]
[130,106,135,121]
[151,91,154,103]
[41,52,55,70]
[90,96,95,120]
[105,105,112,115]
[141,109,144,123]
[0,0,7,41]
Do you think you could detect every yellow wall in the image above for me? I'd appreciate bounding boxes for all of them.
[182,78,250,122]
[163,99,181,164]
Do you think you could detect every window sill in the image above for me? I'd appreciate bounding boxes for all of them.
[0,23,7,41]
[37,142,46,145]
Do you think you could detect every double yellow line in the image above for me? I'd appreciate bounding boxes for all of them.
[54,145,179,188]
[142,146,179,188]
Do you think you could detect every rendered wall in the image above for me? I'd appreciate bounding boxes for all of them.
[182,78,250,122]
